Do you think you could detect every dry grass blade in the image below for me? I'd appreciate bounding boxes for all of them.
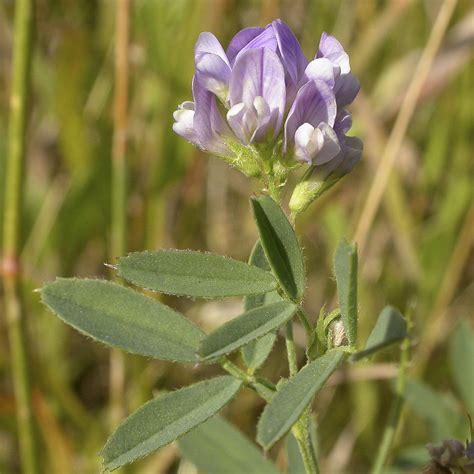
[416,203,474,372]
[353,92,421,280]
[109,0,131,431]
[353,0,458,254]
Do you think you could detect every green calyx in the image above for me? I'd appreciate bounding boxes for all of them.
[224,140,295,199]
[226,141,262,178]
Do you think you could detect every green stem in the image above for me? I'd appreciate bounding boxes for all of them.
[285,321,320,473]
[371,313,413,474]
[288,188,320,474]
[2,0,37,472]
[292,415,319,474]
[259,173,318,473]
[109,0,130,430]
[221,358,275,402]
[267,178,280,203]
[221,357,251,382]
[285,321,298,377]
[297,307,313,337]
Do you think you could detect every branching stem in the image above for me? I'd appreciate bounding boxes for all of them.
[221,358,275,402]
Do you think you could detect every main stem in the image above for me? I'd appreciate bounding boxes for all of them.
[269,176,319,474]
[2,0,37,472]
[287,321,319,474]
[109,0,130,430]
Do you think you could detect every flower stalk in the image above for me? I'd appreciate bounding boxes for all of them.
[2,0,37,472]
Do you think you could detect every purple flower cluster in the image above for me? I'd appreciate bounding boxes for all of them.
[173,19,362,174]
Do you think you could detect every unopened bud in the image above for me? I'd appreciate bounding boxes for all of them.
[289,180,327,215]
[328,319,348,348]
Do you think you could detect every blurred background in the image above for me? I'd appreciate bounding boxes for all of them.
[0,0,473,472]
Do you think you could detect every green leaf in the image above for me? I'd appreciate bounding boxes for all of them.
[243,241,282,310]
[242,241,281,371]
[117,250,277,298]
[286,433,306,474]
[257,350,344,449]
[199,301,297,361]
[448,320,474,413]
[334,239,358,346]
[250,196,305,301]
[242,333,277,372]
[179,416,280,474]
[403,378,464,440]
[101,376,242,470]
[351,306,407,361]
[40,278,204,363]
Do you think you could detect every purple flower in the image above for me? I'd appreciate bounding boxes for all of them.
[227,48,286,144]
[194,32,232,103]
[315,33,360,108]
[173,19,361,177]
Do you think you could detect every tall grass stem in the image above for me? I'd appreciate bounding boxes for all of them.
[2,0,37,472]
[109,0,131,430]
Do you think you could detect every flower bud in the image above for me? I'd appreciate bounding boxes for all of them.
[289,136,363,215]
[289,180,326,214]
[328,319,348,348]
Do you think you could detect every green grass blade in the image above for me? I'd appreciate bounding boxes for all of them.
[448,320,474,413]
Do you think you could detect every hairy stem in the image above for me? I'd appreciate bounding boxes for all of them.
[260,176,319,473]
[285,321,299,377]
[292,412,319,474]
[2,0,37,472]
[371,312,413,473]
[285,192,319,473]
[297,306,313,337]
[109,0,131,430]
[221,358,275,401]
